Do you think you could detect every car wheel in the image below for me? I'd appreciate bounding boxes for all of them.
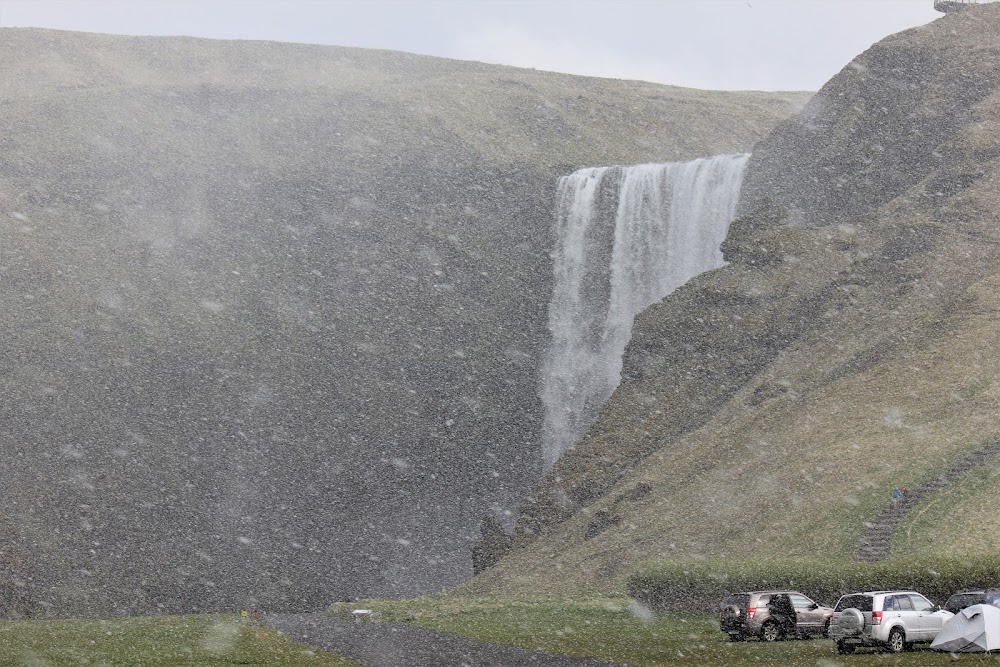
[886,628,905,653]
[760,620,781,642]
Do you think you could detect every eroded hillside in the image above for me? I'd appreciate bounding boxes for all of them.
[0,28,808,615]
[471,5,1000,596]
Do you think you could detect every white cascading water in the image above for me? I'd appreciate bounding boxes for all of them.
[540,153,749,469]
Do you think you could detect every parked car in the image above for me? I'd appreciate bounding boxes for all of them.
[828,590,954,654]
[719,591,834,641]
[943,589,1000,614]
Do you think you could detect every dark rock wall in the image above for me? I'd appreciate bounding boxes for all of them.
[0,28,806,615]
[739,10,993,226]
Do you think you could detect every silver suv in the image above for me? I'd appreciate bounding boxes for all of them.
[828,590,954,654]
[719,591,833,641]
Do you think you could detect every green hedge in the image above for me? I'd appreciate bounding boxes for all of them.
[627,556,1000,611]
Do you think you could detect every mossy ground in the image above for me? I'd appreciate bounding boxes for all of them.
[894,453,1000,557]
[0,614,358,666]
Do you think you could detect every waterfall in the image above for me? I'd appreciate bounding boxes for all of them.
[540,153,749,469]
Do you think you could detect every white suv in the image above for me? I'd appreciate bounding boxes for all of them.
[828,591,954,654]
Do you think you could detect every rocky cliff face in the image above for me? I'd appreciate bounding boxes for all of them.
[476,5,1000,595]
[0,28,807,615]
[739,9,994,226]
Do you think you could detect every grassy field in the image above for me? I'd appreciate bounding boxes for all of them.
[331,596,1000,667]
[895,453,1000,558]
[0,613,359,667]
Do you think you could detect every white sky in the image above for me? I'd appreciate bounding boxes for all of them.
[0,0,944,90]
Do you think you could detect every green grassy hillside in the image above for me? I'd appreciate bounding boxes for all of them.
[471,5,1000,596]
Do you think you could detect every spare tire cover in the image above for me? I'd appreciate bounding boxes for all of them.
[839,608,864,632]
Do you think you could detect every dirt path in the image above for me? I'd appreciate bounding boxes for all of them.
[266,613,632,667]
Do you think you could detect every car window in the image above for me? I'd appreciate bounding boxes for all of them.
[756,594,771,605]
[909,594,935,612]
[724,594,751,609]
[836,595,873,612]
[884,596,898,611]
[767,594,790,609]
[789,594,814,609]
[895,595,914,611]
[985,590,1000,607]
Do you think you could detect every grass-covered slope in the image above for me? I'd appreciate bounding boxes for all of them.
[0,614,357,665]
[470,5,1000,596]
[0,28,808,615]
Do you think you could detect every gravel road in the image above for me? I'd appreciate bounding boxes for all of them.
[266,613,632,667]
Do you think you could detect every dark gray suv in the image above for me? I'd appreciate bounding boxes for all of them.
[720,590,834,641]
[943,589,1000,614]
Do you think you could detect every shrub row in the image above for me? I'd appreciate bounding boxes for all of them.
[627,556,1000,611]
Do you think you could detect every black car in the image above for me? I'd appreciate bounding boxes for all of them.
[943,589,1000,614]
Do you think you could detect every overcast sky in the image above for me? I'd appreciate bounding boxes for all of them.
[0,0,944,90]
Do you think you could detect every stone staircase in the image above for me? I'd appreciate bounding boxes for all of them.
[857,439,1000,562]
